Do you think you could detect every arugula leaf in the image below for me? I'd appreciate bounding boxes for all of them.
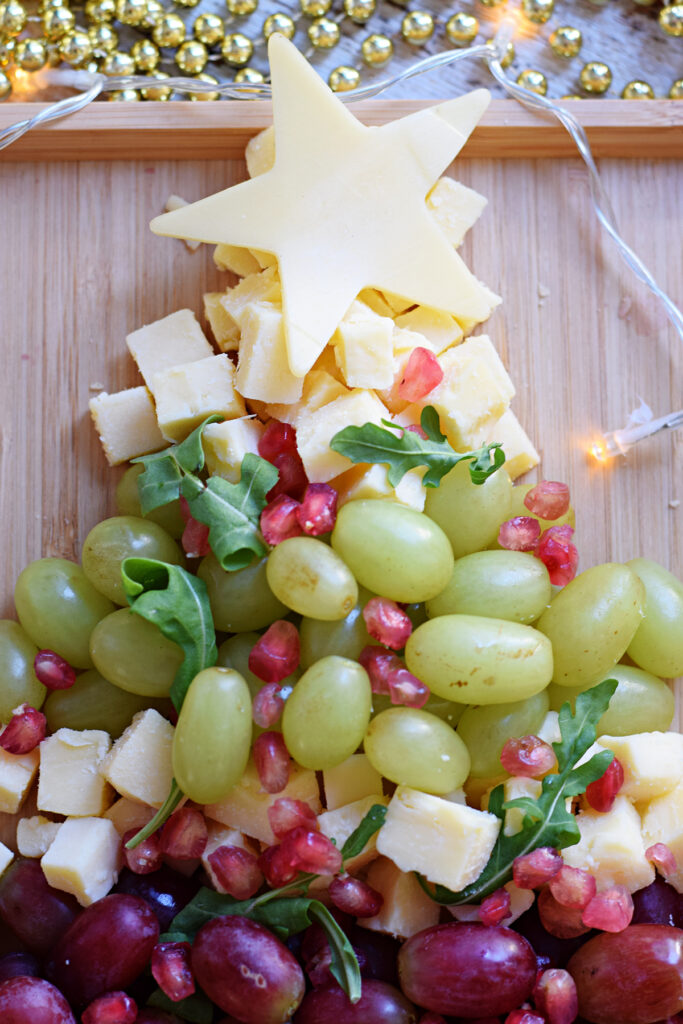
[133,415,223,514]
[329,405,505,488]
[341,803,387,860]
[148,988,214,1024]
[121,557,217,711]
[424,679,618,905]
[308,902,361,1001]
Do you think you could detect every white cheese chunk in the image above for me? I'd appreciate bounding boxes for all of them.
[126,309,214,386]
[358,855,440,939]
[486,409,539,481]
[214,243,261,278]
[245,125,275,178]
[357,289,396,319]
[0,841,13,877]
[503,776,542,837]
[0,746,39,814]
[221,267,281,329]
[641,780,683,893]
[235,301,304,405]
[38,729,112,817]
[104,797,155,836]
[101,709,174,809]
[89,387,167,466]
[265,370,349,428]
[394,305,463,355]
[202,417,265,483]
[332,301,395,390]
[318,794,388,873]
[598,733,683,802]
[377,785,500,892]
[322,754,383,812]
[16,816,62,857]
[295,389,389,483]
[41,817,121,907]
[203,291,240,352]
[164,195,201,251]
[562,795,654,893]
[537,711,562,745]
[332,463,426,513]
[152,353,246,442]
[426,176,488,248]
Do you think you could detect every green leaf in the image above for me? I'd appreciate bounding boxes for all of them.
[309,902,362,1003]
[329,405,505,488]
[121,557,217,711]
[125,779,183,850]
[148,987,214,1024]
[133,451,183,515]
[173,414,223,474]
[341,803,387,861]
[182,453,279,572]
[424,679,618,905]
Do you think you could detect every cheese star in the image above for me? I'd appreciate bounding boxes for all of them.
[151,34,495,379]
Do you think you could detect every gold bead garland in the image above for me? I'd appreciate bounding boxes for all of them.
[0,38,15,65]
[401,10,435,44]
[15,37,47,70]
[131,35,159,69]
[328,63,359,90]
[140,68,171,98]
[234,65,264,82]
[175,37,207,72]
[189,69,218,97]
[89,22,118,51]
[226,0,257,14]
[343,0,375,25]
[445,12,479,46]
[580,60,612,94]
[659,3,683,35]
[0,67,11,98]
[0,0,27,37]
[59,28,92,62]
[221,30,252,64]
[152,12,185,47]
[262,11,294,40]
[516,68,547,94]
[521,0,554,25]
[308,16,340,49]
[42,6,75,39]
[193,12,224,46]
[670,78,683,99]
[108,85,139,97]
[549,26,582,59]
[299,0,330,17]
[360,32,392,65]
[100,47,135,73]
[621,79,654,99]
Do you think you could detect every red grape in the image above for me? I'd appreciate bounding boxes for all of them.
[0,858,80,956]
[0,951,41,983]
[632,878,683,929]
[398,923,537,1017]
[0,976,76,1023]
[114,865,200,931]
[294,980,417,1023]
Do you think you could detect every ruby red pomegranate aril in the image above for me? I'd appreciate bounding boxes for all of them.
[253,682,286,728]
[259,419,298,461]
[386,666,430,708]
[362,597,413,650]
[397,347,444,403]
[121,829,163,876]
[585,756,624,813]
[533,967,578,1024]
[207,845,263,900]
[151,941,195,1002]
[535,524,579,586]
[159,806,208,860]
[81,990,137,1024]
[254,730,291,794]
[260,494,304,545]
[249,620,300,683]
[34,649,76,690]
[358,646,404,695]
[549,866,596,911]
[267,450,309,502]
[296,483,338,536]
[281,826,343,875]
[646,843,678,878]
[581,885,634,932]
[0,704,46,754]
[500,735,556,778]
[498,516,541,552]
[328,875,384,917]
[513,847,564,890]
[268,797,319,839]
[524,481,571,521]
[479,887,512,926]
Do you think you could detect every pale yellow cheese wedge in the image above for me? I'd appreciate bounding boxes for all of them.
[562,795,654,893]
[203,291,240,352]
[250,248,277,269]
[89,387,167,466]
[101,709,174,809]
[164,195,201,251]
[221,267,281,329]
[245,125,275,177]
[426,176,488,248]
[322,754,383,812]
[486,409,540,481]
[126,309,214,387]
[0,746,39,815]
[358,289,397,319]
[358,856,440,939]
[202,417,265,483]
[104,797,155,836]
[236,301,304,405]
[394,305,464,355]
[318,794,389,873]
[265,370,349,427]
[332,301,394,390]
[42,817,121,907]
[599,733,683,802]
[503,776,542,837]
[38,729,112,817]
[152,354,246,442]
[16,816,62,858]
[214,243,261,278]
[295,389,389,482]
[332,463,427,513]
[0,841,13,878]
[641,779,683,893]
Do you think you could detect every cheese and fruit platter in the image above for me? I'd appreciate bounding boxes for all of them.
[0,32,682,1024]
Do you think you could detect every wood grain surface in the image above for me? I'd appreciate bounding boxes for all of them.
[0,150,681,716]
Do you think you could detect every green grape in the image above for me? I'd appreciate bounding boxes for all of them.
[426,550,552,625]
[331,500,453,603]
[14,558,115,669]
[299,587,374,669]
[282,655,372,770]
[405,614,553,705]
[89,608,184,697]
[198,553,288,633]
[491,482,576,548]
[364,707,470,794]
[547,664,675,736]
[44,668,164,738]
[424,460,512,559]
[457,690,550,778]
[173,667,252,804]
[370,691,465,729]
[0,620,47,719]
[266,537,358,621]
[81,516,184,605]
[626,558,683,678]
[115,463,185,538]
[536,563,645,689]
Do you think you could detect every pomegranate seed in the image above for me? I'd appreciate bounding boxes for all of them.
[358,646,404,695]
[513,847,563,890]
[0,705,46,754]
[249,621,300,684]
[254,731,290,794]
[259,419,298,461]
[535,524,579,586]
[397,347,444,403]
[282,826,343,875]
[505,1012,545,1024]
[537,887,591,939]
[524,481,571,521]
[122,829,163,875]
[258,842,299,887]
[253,683,286,728]
[82,990,137,1024]
[479,887,512,926]
[151,941,195,1002]
[207,845,263,899]
[386,666,430,708]
[260,494,304,546]
[181,514,210,558]
[582,885,633,932]
[362,597,413,650]
[646,842,678,878]
[585,756,624,813]
[268,797,319,839]
[296,482,338,536]
[548,865,596,910]
[405,423,428,440]
[267,451,309,502]
[160,806,207,860]
[500,736,557,778]
[328,875,383,917]
[498,516,541,552]
[33,649,76,690]
[533,967,578,1024]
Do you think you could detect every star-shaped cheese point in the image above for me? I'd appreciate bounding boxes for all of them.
[151,35,495,379]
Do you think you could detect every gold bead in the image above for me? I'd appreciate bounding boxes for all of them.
[0,69,12,99]
[521,0,554,24]
[361,31,392,64]
[549,25,582,58]
[401,9,434,43]
[659,4,683,35]
[670,78,683,98]
[189,70,219,99]
[499,40,514,67]
[621,79,654,99]
[480,0,506,6]
[89,22,118,51]
[308,15,339,47]
[0,0,26,37]
[175,0,200,8]
[131,36,159,69]
[516,68,547,95]
[194,12,224,45]
[328,63,359,91]
[234,64,264,82]
[42,5,75,38]
[108,87,140,100]
[263,12,295,39]
[226,0,257,12]
[152,12,185,46]
[45,39,62,65]
[579,60,612,94]
[59,29,92,64]
[445,12,478,46]
[116,0,147,26]
[15,37,47,70]
[0,38,14,66]
[85,0,115,21]
[100,48,135,74]
[300,0,330,15]
[39,0,68,14]
[221,30,252,64]
[343,0,375,23]
[175,38,207,72]
[140,0,163,29]
[140,69,171,99]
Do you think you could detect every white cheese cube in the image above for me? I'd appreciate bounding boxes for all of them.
[454,283,502,337]
[126,309,214,386]
[537,711,561,745]
[332,301,394,390]
[101,709,174,809]
[295,389,389,483]
[486,409,539,481]
[332,463,426,513]
[641,780,683,893]
[41,817,121,907]
[0,746,39,814]
[266,370,349,428]
[503,776,542,837]
[426,176,488,247]
[0,841,13,877]
[323,754,383,811]
[245,126,275,177]
[16,816,62,858]
[38,729,112,817]
[357,289,396,319]
[213,244,261,278]
[318,794,389,873]
[358,856,440,939]
[448,880,533,926]
[0,783,39,853]
[202,417,265,483]
[152,354,246,442]
[598,733,683,802]
[222,267,281,329]
[250,249,277,269]
[164,195,201,251]
[235,302,304,405]
[203,292,240,352]
[202,823,255,894]
[394,306,463,355]
[378,290,414,316]
[89,387,167,466]
[562,795,654,893]
[204,759,320,844]
[376,786,500,892]
[104,797,155,836]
